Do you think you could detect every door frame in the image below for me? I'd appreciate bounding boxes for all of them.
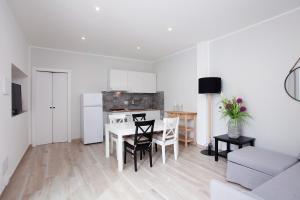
[32,67,72,146]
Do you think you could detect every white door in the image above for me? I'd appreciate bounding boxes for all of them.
[52,73,68,143]
[36,72,53,145]
[35,71,68,145]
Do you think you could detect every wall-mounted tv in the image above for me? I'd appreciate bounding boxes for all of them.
[12,83,22,116]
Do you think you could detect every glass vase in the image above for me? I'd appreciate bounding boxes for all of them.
[227,119,241,139]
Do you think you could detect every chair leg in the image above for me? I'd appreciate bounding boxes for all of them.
[124,145,126,164]
[140,150,143,160]
[152,142,154,153]
[110,136,114,154]
[162,145,166,164]
[174,142,178,160]
[134,151,137,172]
[116,140,119,161]
[149,147,153,167]
[155,143,158,152]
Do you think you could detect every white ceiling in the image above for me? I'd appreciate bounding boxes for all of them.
[8,0,300,61]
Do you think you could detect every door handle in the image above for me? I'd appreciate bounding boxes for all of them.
[49,106,56,109]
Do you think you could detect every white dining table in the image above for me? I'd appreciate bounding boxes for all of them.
[105,120,165,171]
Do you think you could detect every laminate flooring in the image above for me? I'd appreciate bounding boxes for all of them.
[1,141,232,200]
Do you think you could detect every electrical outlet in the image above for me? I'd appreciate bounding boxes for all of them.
[2,157,8,176]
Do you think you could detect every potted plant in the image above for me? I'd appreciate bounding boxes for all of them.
[219,97,251,138]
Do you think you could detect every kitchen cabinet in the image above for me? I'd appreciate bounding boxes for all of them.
[143,110,161,120]
[127,71,156,93]
[109,69,128,91]
[109,69,156,93]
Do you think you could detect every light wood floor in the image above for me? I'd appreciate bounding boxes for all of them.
[0,141,228,200]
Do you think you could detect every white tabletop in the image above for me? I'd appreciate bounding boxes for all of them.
[105,120,164,136]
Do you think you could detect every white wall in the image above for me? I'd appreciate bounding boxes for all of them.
[153,47,197,112]
[196,42,210,145]
[30,47,153,139]
[0,0,29,193]
[207,9,300,156]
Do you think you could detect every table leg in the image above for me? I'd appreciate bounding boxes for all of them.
[238,144,243,149]
[117,134,123,172]
[185,117,188,147]
[250,140,255,146]
[193,115,197,145]
[215,139,218,161]
[105,126,110,158]
[227,142,231,153]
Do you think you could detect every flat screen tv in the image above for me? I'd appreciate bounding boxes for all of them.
[12,83,22,116]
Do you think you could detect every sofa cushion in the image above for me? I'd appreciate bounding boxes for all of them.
[252,162,300,200]
[210,180,263,200]
[228,146,297,176]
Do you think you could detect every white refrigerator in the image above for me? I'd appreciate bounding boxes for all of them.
[81,93,103,144]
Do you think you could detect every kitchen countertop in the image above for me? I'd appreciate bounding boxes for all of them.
[108,109,161,113]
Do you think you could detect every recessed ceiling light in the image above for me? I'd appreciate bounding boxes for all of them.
[95,6,100,12]
[167,27,173,32]
[81,36,86,40]
[136,46,141,50]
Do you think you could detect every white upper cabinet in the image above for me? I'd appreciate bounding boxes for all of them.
[143,72,156,93]
[109,69,156,93]
[127,71,156,93]
[109,69,128,91]
[127,71,143,93]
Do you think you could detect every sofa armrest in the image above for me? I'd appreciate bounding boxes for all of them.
[210,180,263,200]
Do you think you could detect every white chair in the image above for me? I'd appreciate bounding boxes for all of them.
[109,114,127,156]
[152,117,179,164]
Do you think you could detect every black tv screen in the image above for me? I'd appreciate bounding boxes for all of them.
[12,83,22,116]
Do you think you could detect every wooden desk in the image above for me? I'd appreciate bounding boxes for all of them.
[166,111,197,147]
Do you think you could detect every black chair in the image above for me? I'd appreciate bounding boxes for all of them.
[132,113,147,157]
[132,113,146,121]
[124,120,155,172]
[132,113,158,153]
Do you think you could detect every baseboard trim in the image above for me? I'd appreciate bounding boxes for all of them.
[0,144,32,197]
[71,138,81,143]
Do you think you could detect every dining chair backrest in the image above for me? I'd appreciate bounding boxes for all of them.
[132,113,146,121]
[109,114,127,124]
[134,120,155,146]
[162,117,179,141]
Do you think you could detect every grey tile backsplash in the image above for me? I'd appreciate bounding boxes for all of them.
[102,91,164,112]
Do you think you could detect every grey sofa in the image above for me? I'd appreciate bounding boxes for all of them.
[210,147,300,200]
[227,146,297,189]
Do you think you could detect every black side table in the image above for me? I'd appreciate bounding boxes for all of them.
[214,134,255,161]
